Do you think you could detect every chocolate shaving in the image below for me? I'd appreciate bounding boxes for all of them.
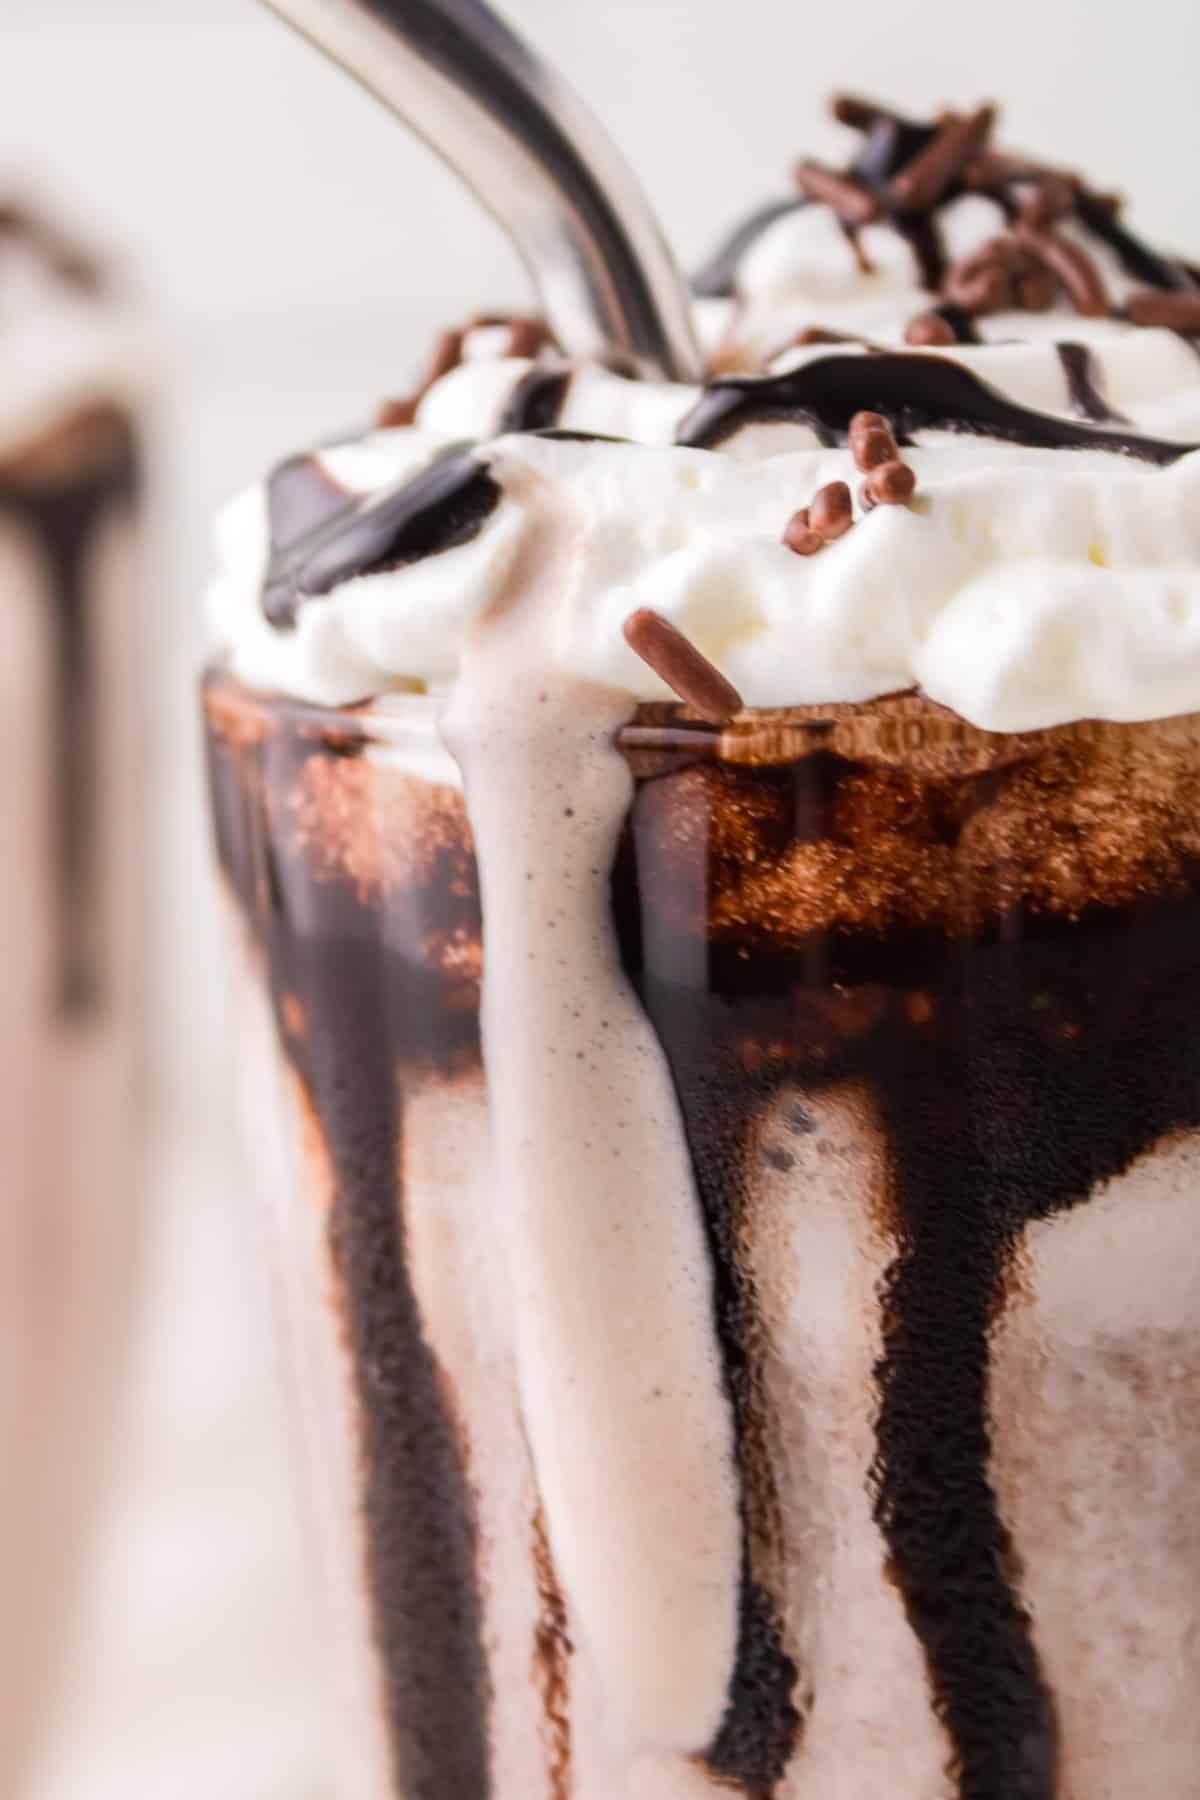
[889,106,996,213]
[1125,289,1200,332]
[794,159,881,224]
[622,610,742,723]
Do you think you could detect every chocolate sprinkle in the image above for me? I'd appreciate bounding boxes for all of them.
[782,508,824,556]
[693,94,1199,332]
[889,106,996,213]
[1125,289,1200,332]
[862,459,917,507]
[622,610,742,724]
[809,479,854,539]
[794,159,881,224]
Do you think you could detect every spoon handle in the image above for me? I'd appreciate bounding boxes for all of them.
[259,0,705,383]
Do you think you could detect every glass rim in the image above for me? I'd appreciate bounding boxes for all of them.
[201,661,1200,771]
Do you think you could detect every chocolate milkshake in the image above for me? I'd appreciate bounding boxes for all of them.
[0,201,143,1785]
[205,101,1200,1799]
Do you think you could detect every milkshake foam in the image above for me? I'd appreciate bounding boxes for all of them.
[206,98,1200,1799]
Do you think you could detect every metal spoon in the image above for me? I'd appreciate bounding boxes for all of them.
[257,0,704,383]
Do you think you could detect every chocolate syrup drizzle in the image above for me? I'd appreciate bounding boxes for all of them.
[674,350,1193,460]
[263,448,501,630]
[208,679,1200,1798]
[615,732,1200,1800]
[497,365,572,433]
[931,302,982,344]
[1056,342,1127,424]
[259,336,1194,637]
[204,698,492,1799]
[1,421,138,1014]
[693,198,807,300]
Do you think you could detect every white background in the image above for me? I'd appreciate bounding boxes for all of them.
[2,1,1198,1794]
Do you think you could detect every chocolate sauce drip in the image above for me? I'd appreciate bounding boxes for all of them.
[693,199,807,299]
[675,350,1193,462]
[1,419,138,1014]
[1075,189,1196,293]
[204,698,491,1798]
[647,1079,800,1791]
[263,449,502,629]
[531,427,632,445]
[207,679,1200,1794]
[266,452,353,555]
[932,302,982,344]
[616,733,1200,1800]
[893,212,948,294]
[1056,341,1127,423]
[868,897,1200,1799]
[498,366,572,434]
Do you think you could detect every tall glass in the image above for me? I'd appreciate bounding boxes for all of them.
[0,396,143,1786]
[204,667,1200,1800]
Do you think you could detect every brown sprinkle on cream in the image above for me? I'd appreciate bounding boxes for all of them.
[785,479,856,555]
[1125,289,1200,332]
[862,459,918,509]
[506,315,553,358]
[783,508,824,556]
[831,92,898,132]
[810,480,854,540]
[1017,173,1079,229]
[793,159,881,224]
[791,326,871,348]
[374,327,465,429]
[889,105,996,213]
[942,248,1012,316]
[622,610,743,724]
[849,411,900,472]
[1013,264,1059,312]
[375,395,419,429]
[1014,224,1108,318]
[905,310,957,346]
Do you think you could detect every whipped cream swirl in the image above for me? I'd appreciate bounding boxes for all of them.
[209,105,1200,734]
